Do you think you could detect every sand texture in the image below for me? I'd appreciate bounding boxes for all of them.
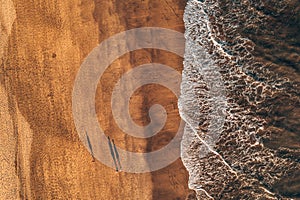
[0,0,191,199]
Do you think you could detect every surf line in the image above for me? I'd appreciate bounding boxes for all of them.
[85,131,95,162]
[108,136,121,172]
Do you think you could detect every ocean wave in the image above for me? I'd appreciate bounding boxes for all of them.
[179,0,300,199]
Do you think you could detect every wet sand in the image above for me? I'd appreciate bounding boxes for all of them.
[0,0,191,199]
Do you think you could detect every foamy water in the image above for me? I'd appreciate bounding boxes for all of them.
[179,0,300,199]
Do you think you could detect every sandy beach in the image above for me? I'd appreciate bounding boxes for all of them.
[0,0,192,199]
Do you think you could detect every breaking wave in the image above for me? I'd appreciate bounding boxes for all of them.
[179,0,300,199]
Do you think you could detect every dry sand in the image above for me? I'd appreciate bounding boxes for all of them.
[1,0,192,199]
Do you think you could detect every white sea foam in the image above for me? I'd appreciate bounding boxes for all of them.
[179,0,300,199]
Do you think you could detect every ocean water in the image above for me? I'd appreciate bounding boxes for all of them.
[179,0,300,199]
